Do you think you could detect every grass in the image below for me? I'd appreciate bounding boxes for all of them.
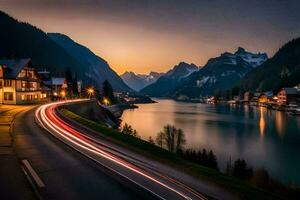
[60,108,287,200]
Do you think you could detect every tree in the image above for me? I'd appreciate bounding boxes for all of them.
[65,67,73,96]
[232,159,253,180]
[102,80,116,104]
[121,123,138,137]
[180,148,219,171]
[72,72,79,96]
[148,136,155,145]
[201,148,208,166]
[176,128,186,152]
[208,150,219,170]
[155,124,186,153]
[155,131,164,148]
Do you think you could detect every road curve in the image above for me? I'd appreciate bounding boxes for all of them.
[35,99,208,200]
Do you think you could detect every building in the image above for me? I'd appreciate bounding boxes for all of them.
[38,70,52,101]
[0,59,42,104]
[51,77,67,98]
[277,88,300,105]
[244,91,253,102]
[258,91,273,103]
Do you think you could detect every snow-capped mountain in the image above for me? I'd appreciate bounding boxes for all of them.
[233,47,267,67]
[140,62,199,96]
[170,47,268,98]
[121,71,164,91]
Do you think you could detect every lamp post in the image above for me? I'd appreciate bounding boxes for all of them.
[87,87,94,99]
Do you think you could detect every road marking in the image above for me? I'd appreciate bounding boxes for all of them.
[22,159,45,188]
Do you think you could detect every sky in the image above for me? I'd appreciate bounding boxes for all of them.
[1,0,300,75]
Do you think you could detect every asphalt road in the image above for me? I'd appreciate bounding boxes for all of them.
[12,104,157,200]
[0,104,36,200]
[35,99,210,200]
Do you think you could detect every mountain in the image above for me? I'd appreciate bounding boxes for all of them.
[48,33,131,92]
[170,47,268,98]
[121,71,164,91]
[0,11,130,92]
[141,62,198,96]
[237,38,300,93]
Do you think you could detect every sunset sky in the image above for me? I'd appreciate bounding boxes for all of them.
[1,0,300,74]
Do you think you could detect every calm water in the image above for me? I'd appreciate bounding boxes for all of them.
[121,99,300,185]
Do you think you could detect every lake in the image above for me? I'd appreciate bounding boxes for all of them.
[121,98,300,185]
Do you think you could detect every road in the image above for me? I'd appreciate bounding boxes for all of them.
[35,99,209,200]
[12,103,157,200]
[0,104,36,200]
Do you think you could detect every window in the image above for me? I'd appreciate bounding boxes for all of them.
[21,95,25,101]
[4,80,12,87]
[4,92,13,101]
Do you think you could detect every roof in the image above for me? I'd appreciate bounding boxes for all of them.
[0,58,31,79]
[51,77,65,85]
[263,91,273,97]
[282,87,298,95]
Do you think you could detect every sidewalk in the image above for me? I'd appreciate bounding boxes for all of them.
[0,105,35,200]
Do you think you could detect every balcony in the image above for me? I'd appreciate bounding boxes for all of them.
[16,87,40,92]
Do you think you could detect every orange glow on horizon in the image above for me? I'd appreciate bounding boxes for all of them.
[0,3,277,75]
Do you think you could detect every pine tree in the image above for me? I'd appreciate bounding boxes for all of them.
[103,80,116,104]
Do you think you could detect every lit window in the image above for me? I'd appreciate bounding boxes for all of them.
[4,80,12,87]
[4,92,13,101]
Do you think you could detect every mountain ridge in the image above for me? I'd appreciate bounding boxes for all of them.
[48,33,131,92]
[0,10,131,92]
[121,71,164,91]
[169,47,268,99]
[140,62,199,96]
[236,38,300,93]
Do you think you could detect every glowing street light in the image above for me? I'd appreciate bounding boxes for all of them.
[87,87,94,98]
[103,97,110,105]
[60,90,66,98]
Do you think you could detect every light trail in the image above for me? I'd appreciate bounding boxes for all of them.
[35,100,207,200]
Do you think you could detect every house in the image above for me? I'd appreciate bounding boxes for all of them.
[38,70,52,101]
[0,59,42,104]
[244,91,253,102]
[258,91,273,104]
[51,77,67,98]
[277,88,300,105]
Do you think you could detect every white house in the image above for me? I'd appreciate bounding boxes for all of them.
[0,58,42,104]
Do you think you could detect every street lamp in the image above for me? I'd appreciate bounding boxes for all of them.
[60,90,66,98]
[87,87,94,98]
[103,97,110,105]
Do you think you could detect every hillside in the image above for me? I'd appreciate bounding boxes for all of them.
[237,38,300,92]
[0,11,130,92]
[121,71,164,91]
[170,47,268,98]
[141,62,198,96]
[48,33,131,92]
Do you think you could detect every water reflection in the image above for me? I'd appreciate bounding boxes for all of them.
[275,111,285,137]
[259,107,265,137]
[121,99,300,185]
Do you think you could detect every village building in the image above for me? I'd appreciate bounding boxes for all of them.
[258,91,274,104]
[244,91,253,102]
[38,70,52,101]
[51,77,67,98]
[0,59,42,104]
[277,88,300,105]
